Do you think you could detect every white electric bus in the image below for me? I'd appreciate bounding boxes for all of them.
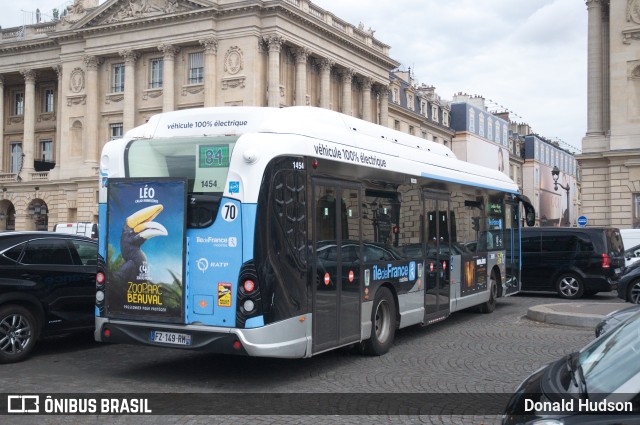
[95,106,535,358]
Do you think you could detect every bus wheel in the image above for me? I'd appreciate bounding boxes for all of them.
[363,287,396,356]
[477,271,498,314]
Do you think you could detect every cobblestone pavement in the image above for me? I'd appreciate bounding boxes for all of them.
[0,292,627,425]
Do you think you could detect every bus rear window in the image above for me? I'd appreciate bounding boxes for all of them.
[126,136,238,194]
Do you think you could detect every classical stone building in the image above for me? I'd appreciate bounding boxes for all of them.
[387,71,454,145]
[580,0,640,228]
[0,0,412,231]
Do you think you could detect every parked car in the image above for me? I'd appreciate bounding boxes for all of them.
[520,227,625,299]
[595,304,640,337]
[617,260,640,304]
[620,228,640,250]
[315,240,404,289]
[625,243,640,268]
[53,222,98,239]
[0,232,97,363]
[503,308,640,424]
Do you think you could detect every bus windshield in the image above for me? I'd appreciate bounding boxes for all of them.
[126,136,238,194]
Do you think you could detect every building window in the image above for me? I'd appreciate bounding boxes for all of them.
[10,142,22,174]
[469,109,475,132]
[188,52,204,84]
[432,105,438,123]
[394,120,400,130]
[487,118,493,140]
[443,110,449,127]
[14,92,24,115]
[149,58,163,89]
[43,88,55,113]
[409,125,414,135]
[420,101,426,116]
[407,94,414,110]
[110,123,123,140]
[112,63,125,93]
[39,139,53,162]
[393,88,399,104]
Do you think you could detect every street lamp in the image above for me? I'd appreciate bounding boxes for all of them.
[552,165,570,226]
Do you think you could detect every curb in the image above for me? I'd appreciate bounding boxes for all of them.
[526,303,622,328]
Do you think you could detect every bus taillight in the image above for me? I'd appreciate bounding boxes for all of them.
[96,272,105,286]
[243,280,255,293]
[243,299,255,313]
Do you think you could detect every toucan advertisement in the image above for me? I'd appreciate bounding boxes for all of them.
[106,178,187,323]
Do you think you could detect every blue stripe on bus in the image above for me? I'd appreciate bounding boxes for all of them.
[98,203,107,259]
[242,204,257,262]
[420,172,519,194]
[245,315,264,328]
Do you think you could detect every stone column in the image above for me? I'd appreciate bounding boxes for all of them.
[266,35,283,108]
[586,0,603,135]
[119,49,138,132]
[294,48,310,106]
[361,77,372,122]
[341,68,354,116]
[319,59,333,110]
[84,56,102,163]
[0,76,4,172]
[159,44,179,112]
[378,84,389,127]
[199,38,218,107]
[52,65,62,178]
[20,69,36,178]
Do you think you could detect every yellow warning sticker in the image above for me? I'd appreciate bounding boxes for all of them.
[218,283,232,307]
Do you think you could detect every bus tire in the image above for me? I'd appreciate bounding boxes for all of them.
[477,270,498,314]
[0,304,39,364]
[362,287,396,356]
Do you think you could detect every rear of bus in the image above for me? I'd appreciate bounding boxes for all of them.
[94,108,308,357]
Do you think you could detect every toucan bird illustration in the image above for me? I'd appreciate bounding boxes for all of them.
[115,204,168,283]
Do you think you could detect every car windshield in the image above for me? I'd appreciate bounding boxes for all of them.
[577,310,640,395]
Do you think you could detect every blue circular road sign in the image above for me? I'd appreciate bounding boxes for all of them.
[577,215,588,227]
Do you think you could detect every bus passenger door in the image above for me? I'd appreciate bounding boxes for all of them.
[503,201,521,295]
[312,181,361,354]
[423,192,451,320]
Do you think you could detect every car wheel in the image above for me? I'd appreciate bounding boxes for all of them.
[362,287,396,356]
[0,305,38,364]
[556,273,584,299]
[628,280,640,304]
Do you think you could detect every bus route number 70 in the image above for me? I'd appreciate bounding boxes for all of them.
[222,203,237,222]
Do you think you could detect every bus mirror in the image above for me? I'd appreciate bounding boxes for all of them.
[525,211,535,227]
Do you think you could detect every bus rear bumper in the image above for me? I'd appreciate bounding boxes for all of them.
[95,315,312,358]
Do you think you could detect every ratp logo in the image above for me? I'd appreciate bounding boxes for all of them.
[7,395,40,413]
[197,258,209,273]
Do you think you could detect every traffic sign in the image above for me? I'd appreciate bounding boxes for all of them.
[577,215,588,227]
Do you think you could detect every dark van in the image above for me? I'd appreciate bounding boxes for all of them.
[520,227,625,299]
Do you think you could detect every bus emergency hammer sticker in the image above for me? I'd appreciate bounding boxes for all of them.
[222,202,237,222]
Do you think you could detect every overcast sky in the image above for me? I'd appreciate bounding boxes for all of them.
[3,0,587,152]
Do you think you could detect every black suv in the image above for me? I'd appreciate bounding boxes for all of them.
[520,227,625,299]
[0,232,97,363]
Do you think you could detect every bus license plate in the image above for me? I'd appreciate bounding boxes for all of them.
[150,330,192,346]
